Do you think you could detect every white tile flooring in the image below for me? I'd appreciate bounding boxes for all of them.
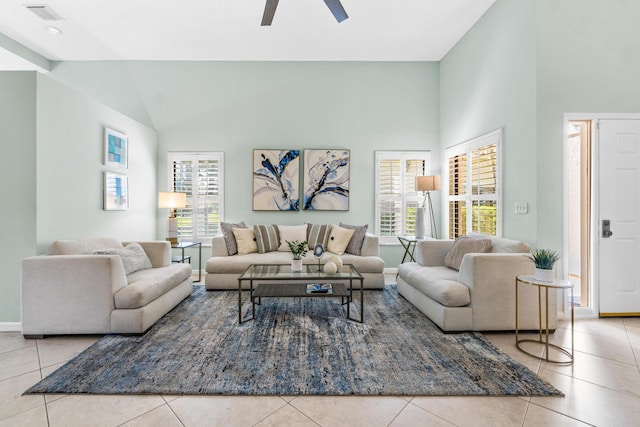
[2,278,640,426]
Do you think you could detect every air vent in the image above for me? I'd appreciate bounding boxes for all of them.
[25,4,64,20]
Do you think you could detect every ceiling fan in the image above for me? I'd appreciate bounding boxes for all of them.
[261,0,349,26]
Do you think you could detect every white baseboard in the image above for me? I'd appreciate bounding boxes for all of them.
[384,267,398,274]
[0,322,21,332]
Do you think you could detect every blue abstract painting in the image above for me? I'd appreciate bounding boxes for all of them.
[104,172,129,210]
[104,128,128,169]
[253,149,300,211]
[303,149,350,211]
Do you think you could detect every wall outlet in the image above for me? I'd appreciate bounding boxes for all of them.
[515,202,528,214]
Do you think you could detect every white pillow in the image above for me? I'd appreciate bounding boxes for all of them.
[277,225,307,252]
[327,225,355,256]
[93,242,152,275]
[232,227,258,255]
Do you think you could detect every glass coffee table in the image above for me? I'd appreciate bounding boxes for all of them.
[237,264,364,324]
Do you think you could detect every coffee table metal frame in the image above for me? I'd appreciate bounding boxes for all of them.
[237,263,364,324]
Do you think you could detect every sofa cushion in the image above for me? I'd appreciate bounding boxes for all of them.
[221,221,247,255]
[306,223,331,250]
[93,242,153,275]
[339,222,368,256]
[398,263,471,307]
[115,263,191,309]
[277,225,307,251]
[49,237,123,255]
[444,236,492,271]
[467,232,530,253]
[253,224,280,253]
[327,225,354,255]
[233,227,258,255]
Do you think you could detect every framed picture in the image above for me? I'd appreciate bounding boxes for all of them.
[303,149,350,211]
[104,172,129,210]
[253,149,300,211]
[104,127,128,169]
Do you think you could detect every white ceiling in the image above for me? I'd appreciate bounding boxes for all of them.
[0,0,495,69]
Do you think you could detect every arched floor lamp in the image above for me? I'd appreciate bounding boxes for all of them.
[416,176,441,239]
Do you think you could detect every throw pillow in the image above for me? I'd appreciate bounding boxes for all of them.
[444,236,493,271]
[220,221,247,255]
[93,242,152,275]
[339,222,368,256]
[277,224,308,252]
[326,225,355,256]
[253,224,280,254]
[306,223,331,250]
[232,227,258,255]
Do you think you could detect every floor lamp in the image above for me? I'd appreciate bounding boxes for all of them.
[416,176,441,239]
[158,191,187,245]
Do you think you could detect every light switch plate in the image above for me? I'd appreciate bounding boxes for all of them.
[515,202,528,214]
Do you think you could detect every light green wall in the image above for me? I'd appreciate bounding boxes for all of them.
[535,0,640,251]
[0,72,37,323]
[48,61,442,268]
[36,75,159,252]
[440,0,537,245]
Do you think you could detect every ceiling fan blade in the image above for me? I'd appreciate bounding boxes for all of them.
[323,0,348,23]
[261,0,279,26]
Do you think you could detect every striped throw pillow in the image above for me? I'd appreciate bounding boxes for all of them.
[253,224,280,253]
[306,224,331,250]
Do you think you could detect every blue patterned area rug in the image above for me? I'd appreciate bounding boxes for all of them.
[26,285,562,396]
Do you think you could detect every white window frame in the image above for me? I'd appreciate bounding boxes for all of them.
[167,152,224,243]
[375,151,431,245]
[445,129,502,238]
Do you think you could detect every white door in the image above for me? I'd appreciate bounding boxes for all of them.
[598,119,640,315]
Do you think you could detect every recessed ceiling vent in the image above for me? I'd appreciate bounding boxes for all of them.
[25,4,64,21]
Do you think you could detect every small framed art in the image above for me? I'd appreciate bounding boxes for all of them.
[104,172,129,210]
[104,127,128,169]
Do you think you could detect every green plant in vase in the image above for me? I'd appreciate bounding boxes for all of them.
[527,248,560,281]
[286,240,307,271]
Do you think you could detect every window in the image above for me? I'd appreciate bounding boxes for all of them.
[446,129,501,239]
[375,151,431,244]
[168,152,224,243]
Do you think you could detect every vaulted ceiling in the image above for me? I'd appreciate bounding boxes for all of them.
[0,0,495,71]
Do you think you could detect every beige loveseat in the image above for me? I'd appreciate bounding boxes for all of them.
[397,233,557,332]
[205,223,385,290]
[21,238,193,337]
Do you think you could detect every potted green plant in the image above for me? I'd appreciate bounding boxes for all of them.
[286,240,307,271]
[528,248,560,282]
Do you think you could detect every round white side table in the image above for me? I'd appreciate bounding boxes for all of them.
[515,275,574,365]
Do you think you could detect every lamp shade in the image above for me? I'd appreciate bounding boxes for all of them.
[158,192,186,209]
[416,175,441,192]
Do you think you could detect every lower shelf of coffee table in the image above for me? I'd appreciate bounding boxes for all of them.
[253,282,350,298]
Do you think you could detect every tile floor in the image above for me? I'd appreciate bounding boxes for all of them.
[2,277,640,426]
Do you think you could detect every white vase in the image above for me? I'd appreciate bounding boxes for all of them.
[291,259,303,272]
[534,268,554,282]
[415,207,425,239]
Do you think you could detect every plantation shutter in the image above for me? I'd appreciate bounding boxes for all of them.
[375,152,430,244]
[445,129,501,239]
[168,152,224,242]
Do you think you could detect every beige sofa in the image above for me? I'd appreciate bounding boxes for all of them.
[206,233,385,290]
[397,233,557,332]
[21,238,192,337]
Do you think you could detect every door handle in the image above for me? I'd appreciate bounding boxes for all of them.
[602,219,613,238]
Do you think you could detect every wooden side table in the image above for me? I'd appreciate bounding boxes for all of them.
[515,275,574,364]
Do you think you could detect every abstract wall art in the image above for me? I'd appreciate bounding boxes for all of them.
[253,149,300,211]
[104,172,129,210]
[104,127,128,169]
[303,149,350,211]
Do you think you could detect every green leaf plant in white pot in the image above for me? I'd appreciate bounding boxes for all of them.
[528,248,560,282]
[287,240,307,272]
